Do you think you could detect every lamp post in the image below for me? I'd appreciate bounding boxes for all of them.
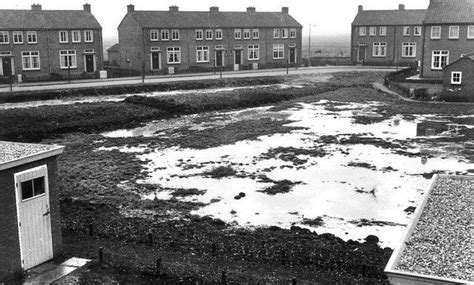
[308,24,316,67]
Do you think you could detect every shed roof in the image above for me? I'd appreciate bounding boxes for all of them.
[0,141,64,171]
[445,52,474,68]
[0,9,101,30]
[125,10,302,29]
[352,9,426,26]
[107,43,120,52]
[423,0,474,24]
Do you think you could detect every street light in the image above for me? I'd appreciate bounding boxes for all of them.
[308,24,316,67]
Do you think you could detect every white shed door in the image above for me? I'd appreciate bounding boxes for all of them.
[15,165,53,270]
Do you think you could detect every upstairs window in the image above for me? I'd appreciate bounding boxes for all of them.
[282,28,288,39]
[468,26,474,39]
[289,28,297,38]
[59,31,68,43]
[449,26,459,39]
[0,31,9,44]
[252,29,259,39]
[234,29,242,39]
[171,29,180,41]
[431,26,441,39]
[359,27,366,36]
[369,27,376,36]
[243,29,251,39]
[215,29,223,40]
[84,30,93,42]
[150,30,159,41]
[379,27,387,36]
[13,31,23,44]
[414,26,422,36]
[205,29,213,40]
[72,30,81,43]
[273,28,280,38]
[161,29,170,41]
[403,26,410,36]
[451,72,462,85]
[195,29,203,40]
[27,31,37,44]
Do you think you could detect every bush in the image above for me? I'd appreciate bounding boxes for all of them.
[436,93,474,102]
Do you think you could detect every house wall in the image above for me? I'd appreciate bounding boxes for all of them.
[0,156,62,281]
[421,24,474,78]
[117,14,145,73]
[443,59,474,97]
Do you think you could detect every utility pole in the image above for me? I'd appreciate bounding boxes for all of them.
[308,24,311,67]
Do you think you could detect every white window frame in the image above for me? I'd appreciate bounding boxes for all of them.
[21,51,40,70]
[468,26,474,39]
[0,31,9,44]
[402,42,416,58]
[215,29,223,40]
[372,42,387,57]
[369,27,376,36]
[359,27,366,36]
[13,31,23,44]
[27,31,37,44]
[59,50,77,69]
[273,28,280,39]
[451,72,462,85]
[431,26,441,39]
[379,27,387,36]
[72,30,81,43]
[84,30,93,42]
[150,29,159,41]
[161,29,170,41]
[403,26,410,36]
[196,46,210,63]
[414,26,422,36]
[449,26,459,39]
[282,28,288,39]
[243,29,251,39]
[234,29,241,40]
[59,31,68,43]
[167,46,181,64]
[289,28,297,38]
[252,29,259,39]
[248,44,259,60]
[273,44,284,59]
[171,29,180,41]
[195,29,203,40]
[205,29,213,40]
[431,50,449,70]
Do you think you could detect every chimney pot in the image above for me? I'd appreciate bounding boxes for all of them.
[83,3,91,13]
[282,7,289,14]
[247,7,256,12]
[31,4,42,11]
[358,5,363,12]
[169,5,179,12]
[127,4,135,13]
[399,4,405,10]
[210,6,219,13]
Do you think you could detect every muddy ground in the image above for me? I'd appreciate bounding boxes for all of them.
[2,72,473,284]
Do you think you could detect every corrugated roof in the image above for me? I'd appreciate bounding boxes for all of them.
[126,10,302,29]
[352,9,426,26]
[0,9,101,30]
[424,0,474,24]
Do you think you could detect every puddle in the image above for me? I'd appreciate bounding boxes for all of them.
[101,100,473,247]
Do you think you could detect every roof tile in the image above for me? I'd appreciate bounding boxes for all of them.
[423,0,474,24]
[352,9,426,26]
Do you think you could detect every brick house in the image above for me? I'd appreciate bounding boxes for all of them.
[112,5,302,74]
[0,142,64,281]
[442,54,474,98]
[0,4,103,82]
[420,0,474,79]
[351,4,426,66]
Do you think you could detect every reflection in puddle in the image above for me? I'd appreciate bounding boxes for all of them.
[101,100,473,247]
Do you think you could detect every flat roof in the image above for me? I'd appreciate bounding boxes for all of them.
[0,141,64,171]
[385,175,473,284]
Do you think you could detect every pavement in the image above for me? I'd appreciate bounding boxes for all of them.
[0,66,398,93]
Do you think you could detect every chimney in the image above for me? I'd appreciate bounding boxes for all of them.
[83,3,91,13]
[282,7,289,14]
[31,4,42,11]
[169,5,179,12]
[358,5,363,12]
[127,4,134,13]
[247,7,256,12]
[210,6,219,13]
[399,4,405,10]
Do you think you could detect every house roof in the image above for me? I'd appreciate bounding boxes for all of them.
[107,43,120,52]
[352,9,426,26]
[0,141,64,171]
[0,9,101,30]
[125,10,302,29]
[424,0,474,24]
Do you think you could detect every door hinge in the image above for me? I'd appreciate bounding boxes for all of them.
[18,222,21,227]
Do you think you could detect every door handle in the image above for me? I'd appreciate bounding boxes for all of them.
[43,208,50,216]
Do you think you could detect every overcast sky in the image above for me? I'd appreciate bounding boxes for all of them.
[1,0,430,41]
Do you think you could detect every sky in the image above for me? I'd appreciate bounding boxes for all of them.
[0,0,430,42]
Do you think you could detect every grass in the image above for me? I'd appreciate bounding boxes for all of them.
[259,180,301,195]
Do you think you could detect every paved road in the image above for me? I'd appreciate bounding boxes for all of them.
[0,66,398,93]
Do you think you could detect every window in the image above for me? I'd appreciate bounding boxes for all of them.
[72,31,81,43]
[167,47,181,63]
[0,31,9,44]
[431,26,441,39]
[469,26,474,39]
[196,46,209,63]
[359,27,366,36]
[248,44,259,60]
[234,29,242,39]
[22,51,40,70]
[451,72,462,85]
[403,26,410,36]
[60,50,77,69]
[13,32,23,44]
[215,29,223,40]
[252,29,259,39]
[273,44,284,59]
[369,27,376,36]
[161,29,169,41]
[373,42,387,57]
[402,42,416,57]
[21,176,45,200]
[150,29,159,41]
[59,31,68,43]
[290,28,297,38]
[84,30,93,42]
[282,28,288,39]
[379,27,387,36]
[171,29,180,41]
[205,29,213,40]
[414,26,422,36]
[273,28,280,38]
[243,29,251,39]
[195,29,203,40]
[27,31,37,44]
[449,26,459,39]
[432,50,449,69]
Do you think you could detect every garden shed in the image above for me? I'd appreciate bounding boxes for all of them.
[442,54,474,99]
[0,141,64,280]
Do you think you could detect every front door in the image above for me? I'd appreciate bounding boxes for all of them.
[216,50,223,67]
[151,52,160,70]
[2,57,12,76]
[357,46,366,62]
[85,54,95,73]
[289,48,296,64]
[15,165,53,270]
[234,50,242,65]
